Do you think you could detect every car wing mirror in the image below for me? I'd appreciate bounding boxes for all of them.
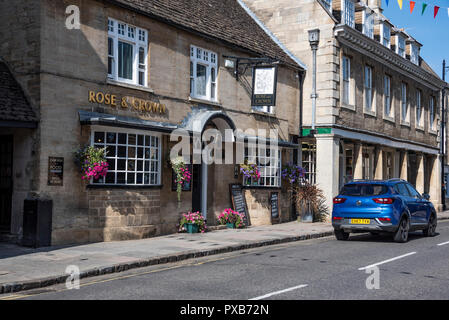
[422,193,430,200]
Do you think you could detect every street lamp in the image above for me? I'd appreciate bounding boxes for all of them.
[308,29,320,135]
[441,60,449,210]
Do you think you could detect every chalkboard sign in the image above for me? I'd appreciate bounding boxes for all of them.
[270,192,280,220]
[229,184,250,226]
[48,157,64,186]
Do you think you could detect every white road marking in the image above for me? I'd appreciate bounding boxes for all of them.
[437,241,449,246]
[358,252,417,271]
[249,284,308,300]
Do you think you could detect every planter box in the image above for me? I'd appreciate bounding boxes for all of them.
[185,223,199,234]
[226,223,236,229]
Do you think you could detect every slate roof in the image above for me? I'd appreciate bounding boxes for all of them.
[0,61,37,123]
[106,0,303,69]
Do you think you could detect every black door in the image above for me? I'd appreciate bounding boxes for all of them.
[192,164,201,213]
[0,135,13,232]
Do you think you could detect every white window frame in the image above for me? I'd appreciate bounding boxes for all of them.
[362,10,374,39]
[384,75,392,118]
[396,35,406,58]
[401,82,409,123]
[243,147,281,187]
[430,96,436,131]
[381,23,391,48]
[190,45,218,102]
[302,142,316,185]
[108,18,148,87]
[342,0,355,28]
[91,126,162,186]
[342,56,351,106]
[411,44,419,65]
[416,89,423,128]
[364,65,373,112]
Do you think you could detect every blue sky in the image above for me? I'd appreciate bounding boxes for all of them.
[381,0,449,78]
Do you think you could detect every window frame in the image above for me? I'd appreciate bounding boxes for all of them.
[108,18,148,87]
[342,56,351,106]
[401,82,408,123]
[384,75,392,118]
[190,45,218,102]
[429,96,436,131]
[343,0,355,28]
[364,65,373,112]
[90,126,162,187]
[411,44,419,65]
[243,146,282,188]
[381,23,391,48]
[362,10,374,39]
[416,89,423,128]
[396,35,406,58]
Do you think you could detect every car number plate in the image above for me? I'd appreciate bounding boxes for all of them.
[350,219,370,225]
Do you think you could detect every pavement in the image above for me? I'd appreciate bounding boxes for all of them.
[1,210,449,295]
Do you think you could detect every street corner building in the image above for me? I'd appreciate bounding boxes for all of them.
[0,0,306,245]
[243,0,447,212]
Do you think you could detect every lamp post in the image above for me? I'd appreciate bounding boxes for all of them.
[308,29,320,134]
[442,60,449,210]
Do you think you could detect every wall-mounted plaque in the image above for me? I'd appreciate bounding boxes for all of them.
[229,184,250,226]
[48,157,64,186]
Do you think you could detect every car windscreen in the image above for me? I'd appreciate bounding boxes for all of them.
[340,184,388,196]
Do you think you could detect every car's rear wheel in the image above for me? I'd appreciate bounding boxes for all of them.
[334,229,350,241]
[423,213,437,237]
[393,217,409,243]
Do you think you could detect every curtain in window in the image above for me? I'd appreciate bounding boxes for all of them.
[118,41,133,80]
[196,64,207,97]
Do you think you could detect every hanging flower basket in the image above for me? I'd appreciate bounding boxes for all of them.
[74,145,109,182]
[240,161,260,185]
[170,156,192,208]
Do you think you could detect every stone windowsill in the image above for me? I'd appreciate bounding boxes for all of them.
[107,79,154,94]
[400,120,411,128]
[251,109,277,117]
[87,184,164,190]
[415,125,425,132]
[341,103,356,112]
[188,96,222,108]
[363,108,377,118]
[383,115,395,124]
[429,128,438,135]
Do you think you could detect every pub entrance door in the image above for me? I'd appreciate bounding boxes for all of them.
[0,135,13,233]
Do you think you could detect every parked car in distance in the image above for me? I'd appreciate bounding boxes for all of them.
[332,179,437,243]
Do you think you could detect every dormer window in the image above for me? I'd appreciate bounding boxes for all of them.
[363,11,374,39]
[396,35,406,58]
[343,0,355,28]
[381,23,391,48]
[411,44,419,65]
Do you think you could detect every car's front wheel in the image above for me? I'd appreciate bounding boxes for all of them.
[334,229,350,241]
[393,217,409,243]
[423,213,437,237]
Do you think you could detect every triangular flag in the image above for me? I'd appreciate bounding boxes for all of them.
[434,6,440,18]
[421,3,427,15]
[398,0,403,10]
[410,1,415,13]
[386,0,389,7]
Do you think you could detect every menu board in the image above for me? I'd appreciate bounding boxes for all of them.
[270,192,280,220]
[48,157,64,186]
[229,184,250,226]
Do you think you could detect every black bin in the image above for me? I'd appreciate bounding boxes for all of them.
[22,199,53,247]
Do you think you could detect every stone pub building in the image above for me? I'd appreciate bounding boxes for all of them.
[0,0,305,245]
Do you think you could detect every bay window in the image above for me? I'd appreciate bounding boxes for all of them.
[363,11,374,39]
[108,18,148,86]
[190,45,218,101]
[92,128,161,186]
[343,0,355,28]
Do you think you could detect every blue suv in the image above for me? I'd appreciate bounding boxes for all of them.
[332,179,437,243]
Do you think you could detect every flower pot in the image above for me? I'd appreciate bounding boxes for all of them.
[298,202,313,223]
[226,223,236,229]
[185,223,199,234]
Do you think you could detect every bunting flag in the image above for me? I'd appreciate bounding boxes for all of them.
[434,5,440,18]
[386,0,389,6]
[398,0,403,9]
[421,3,427,15]
[410,1,415,13]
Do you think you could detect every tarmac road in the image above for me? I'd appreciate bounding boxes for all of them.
[3,220,449,300]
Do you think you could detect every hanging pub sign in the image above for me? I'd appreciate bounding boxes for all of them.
[251,65,278,106]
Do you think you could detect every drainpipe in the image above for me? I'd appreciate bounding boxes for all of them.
[442,60,447,210]
[308,29,320,134]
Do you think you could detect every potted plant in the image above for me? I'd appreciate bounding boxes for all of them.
[218,208,245,229]
[294,182,329,223]
[170,156,192,208]
[179,211,207,234]
[74,145,109,182]
[240,161,260,185]
[281,163,306,187]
